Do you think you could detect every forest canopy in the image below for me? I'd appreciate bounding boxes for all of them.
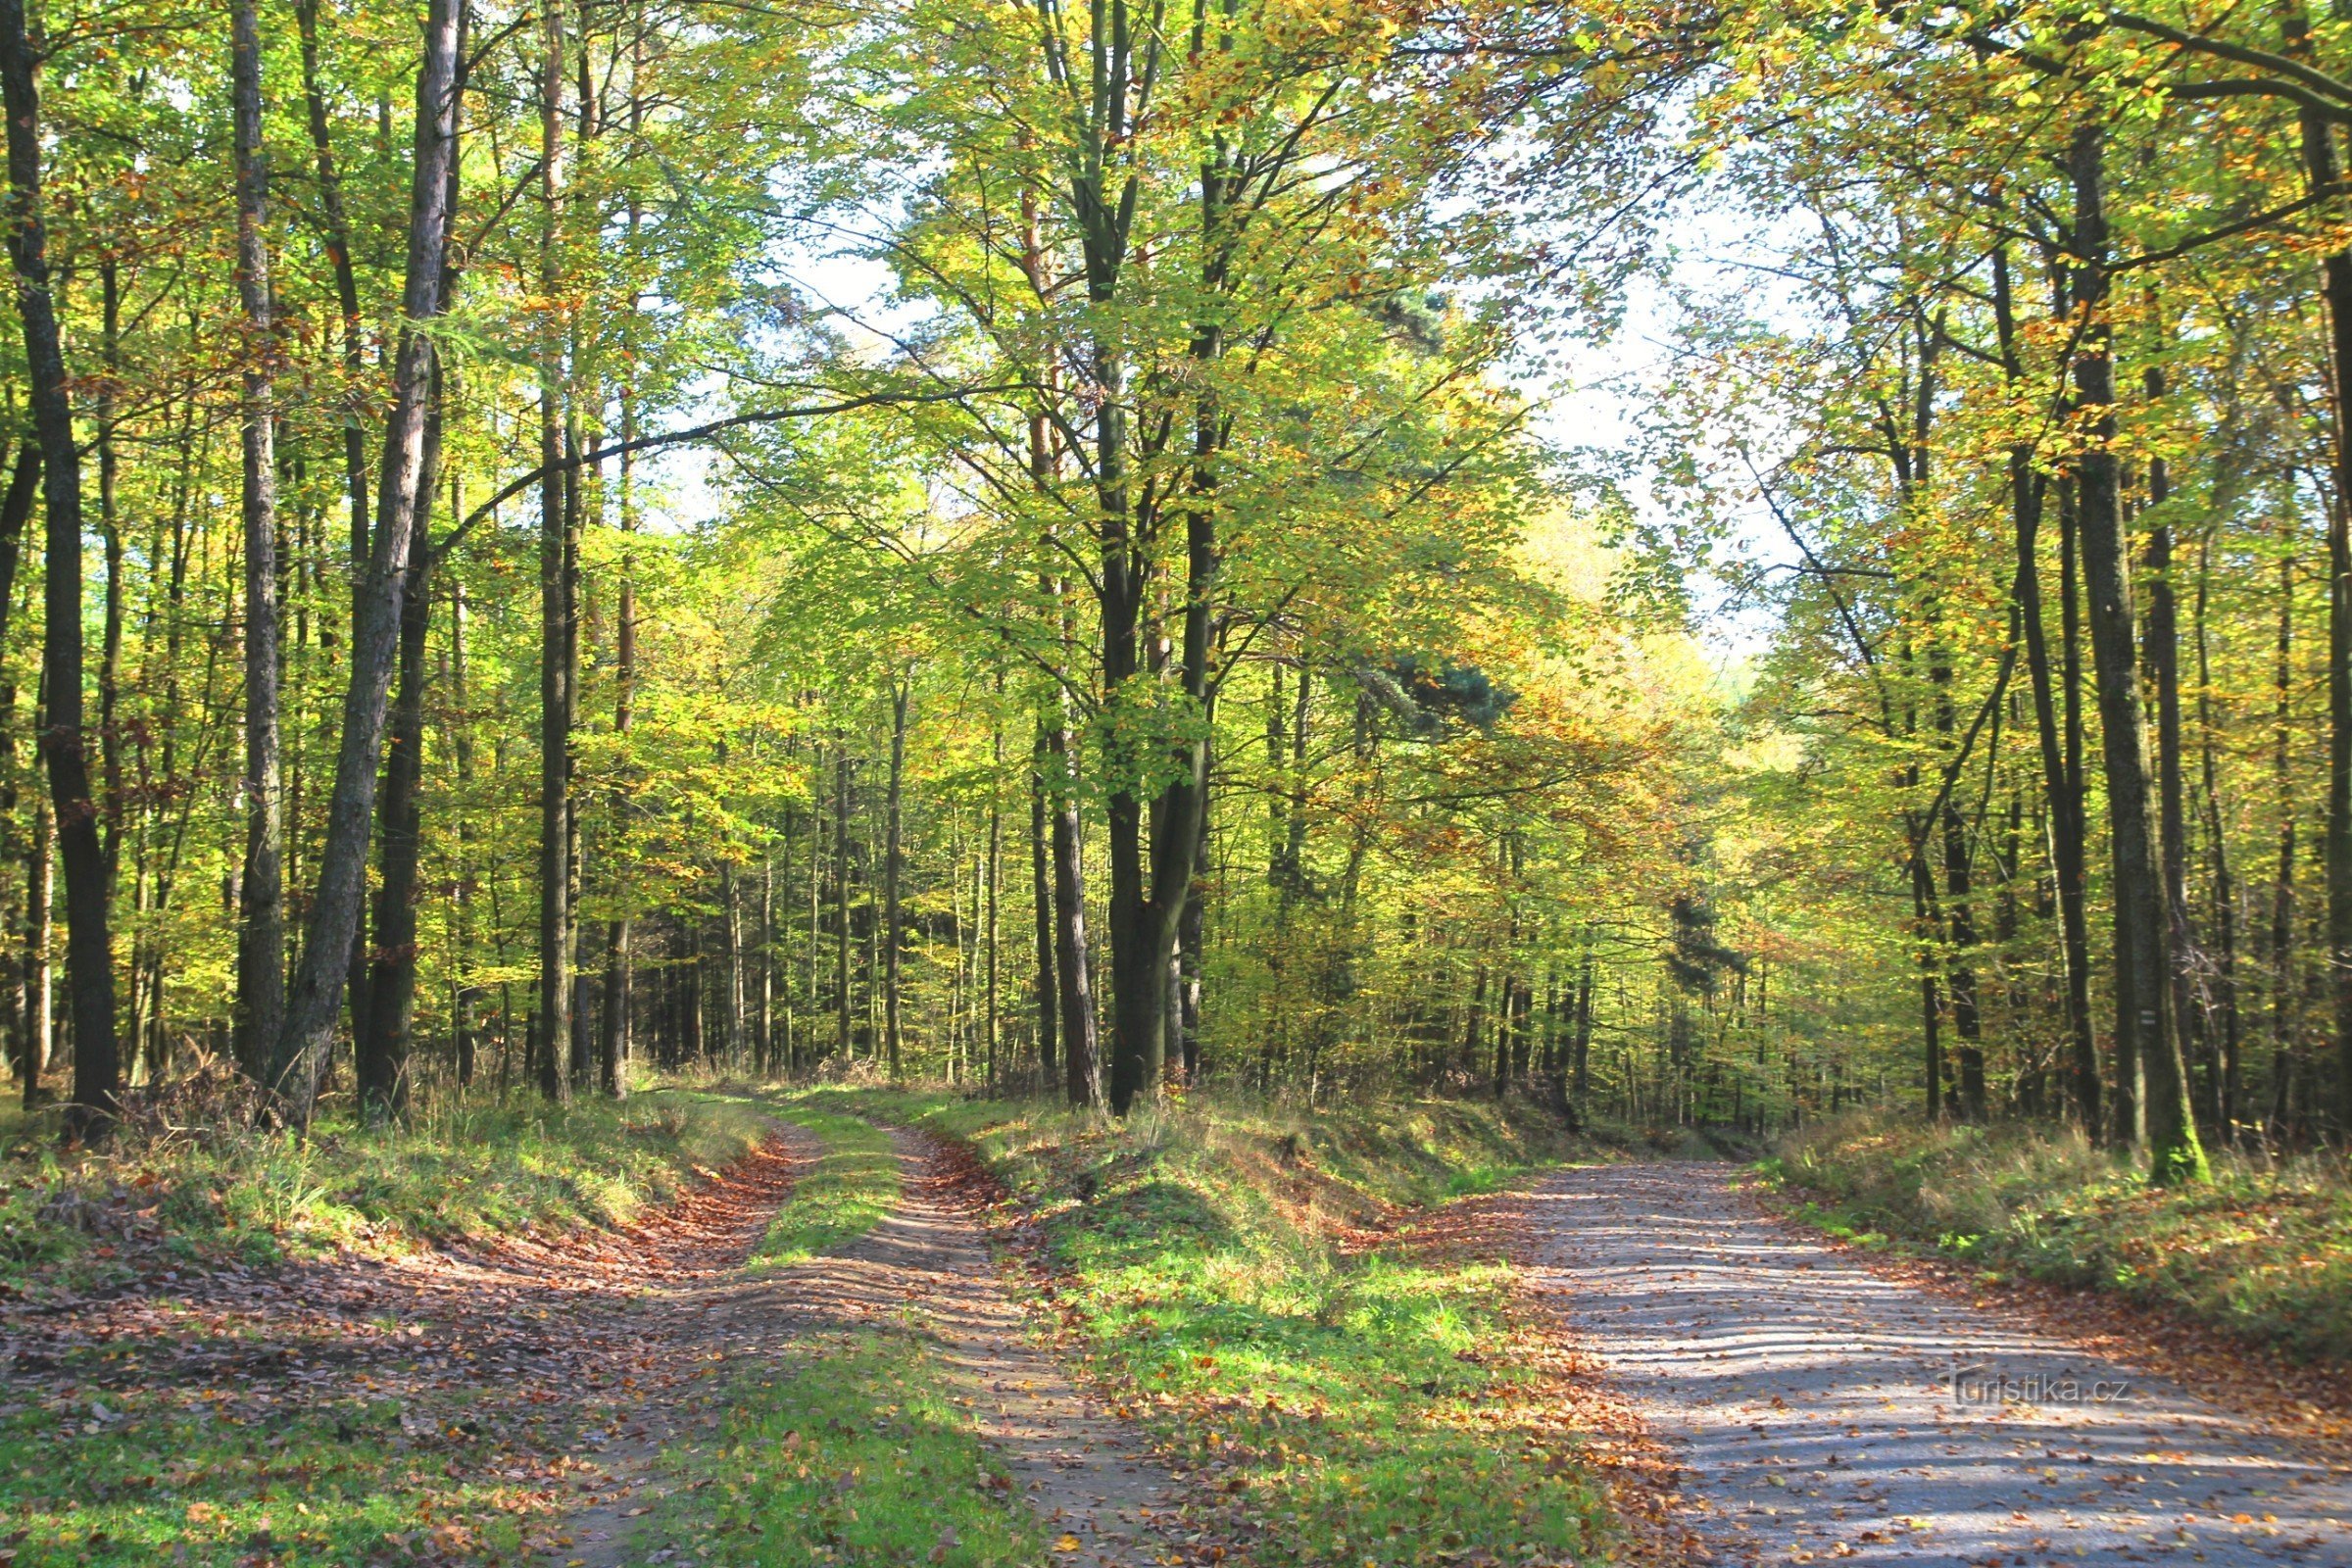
[3,0,2351,1189]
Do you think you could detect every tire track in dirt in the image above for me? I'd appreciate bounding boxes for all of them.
[557,1122,1184,1568]
[1521,1161,2352,1566]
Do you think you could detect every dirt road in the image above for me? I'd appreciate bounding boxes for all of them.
[1522,1162,2352,1565]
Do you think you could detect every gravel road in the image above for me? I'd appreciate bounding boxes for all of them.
[1523,1162,2352,1566]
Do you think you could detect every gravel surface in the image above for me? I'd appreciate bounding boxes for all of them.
[1523,1161,2352,1566]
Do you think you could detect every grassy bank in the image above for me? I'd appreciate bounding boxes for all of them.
[0,1087,776,1567]
[0,1086,771,1297]
[1765,1112,2352,1362]
[808,1086,1613,1568]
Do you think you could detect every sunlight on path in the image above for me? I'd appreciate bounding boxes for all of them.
[557,1122,1179,1568]
[1525,1162,2352,1566]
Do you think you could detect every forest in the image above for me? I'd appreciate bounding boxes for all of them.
[5,0,2352,1565]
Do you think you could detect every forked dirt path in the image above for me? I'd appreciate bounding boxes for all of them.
[1523,1162,2352,1566]
[559,1123,1182,1568]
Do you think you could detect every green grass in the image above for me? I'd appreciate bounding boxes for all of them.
[0,1379,551,1568]
[750,1102,900,1267]
[1,1087,773,1297]
[635,1330,1044,1568]
[816,1087,1614,1567]
[1766,1111,2352,1362]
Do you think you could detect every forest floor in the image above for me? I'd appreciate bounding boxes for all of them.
[29,1090,2350,1568]
[1512,1160,2352,1566]
[0,1086,1613,1568]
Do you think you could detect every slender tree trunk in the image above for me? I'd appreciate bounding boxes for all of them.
[21,763,47,1107]
[450,577,480,1087]
[358,395,445,1119]
[2144,368,2207,1130]
[1030,723,1058,1085]
[721,860,745,1066]
[95,268,122,896]
[2195,525,2241,1135]
[1934,647,1986,1121]
[1050,710,1098,1107]
[986,717,1003,1092]
[2311,147,2352,1139]
[1995,248,2101,1130]
[2070,124,2207,1183]
[2272,545,2301,1137]
[296,0,368,568]
[0,0,120,1134]
[269,0,463,1124]
[1912,851,1943,1118]
[834,746,852,1057]
[883,674,906,1078]
[536,0,573,1103]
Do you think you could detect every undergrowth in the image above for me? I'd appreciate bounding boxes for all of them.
[1765,1111,2352,1362]
[0,1087,770,1297]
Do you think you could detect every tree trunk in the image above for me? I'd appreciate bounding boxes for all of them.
[2271,544,2301,1138]
[1933,643,1986,1121]
[21,768,47,1108]
[1030,723,1058,1085]
[835,746,853,1057]
[986,719,1003,1093]
[2143,368,2207,1131]
[295,0,368,570]
[358,399,445,1119]
[883,674,906,1078]
[2195,525,2241,1135]
[2310,140,2352,1139]
[536,0,573,1104]
[1049,710,1098,1107]
[0,0,120,1135]
[2069,124,2207,1183]
[269,0,462,1125]
[1994,246,2100,1131]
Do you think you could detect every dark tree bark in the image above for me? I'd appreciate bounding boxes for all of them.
[2194,526,2242,1134]
[2270,545,2301,1138]
[270,0,463,1125]
[598,415,637,1099]
[2307,95,2352,1139]
[450,577,481,1086]
[2069,124,2207,1183]
[1933,642,1986,1121]
[0,0,120,1135]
